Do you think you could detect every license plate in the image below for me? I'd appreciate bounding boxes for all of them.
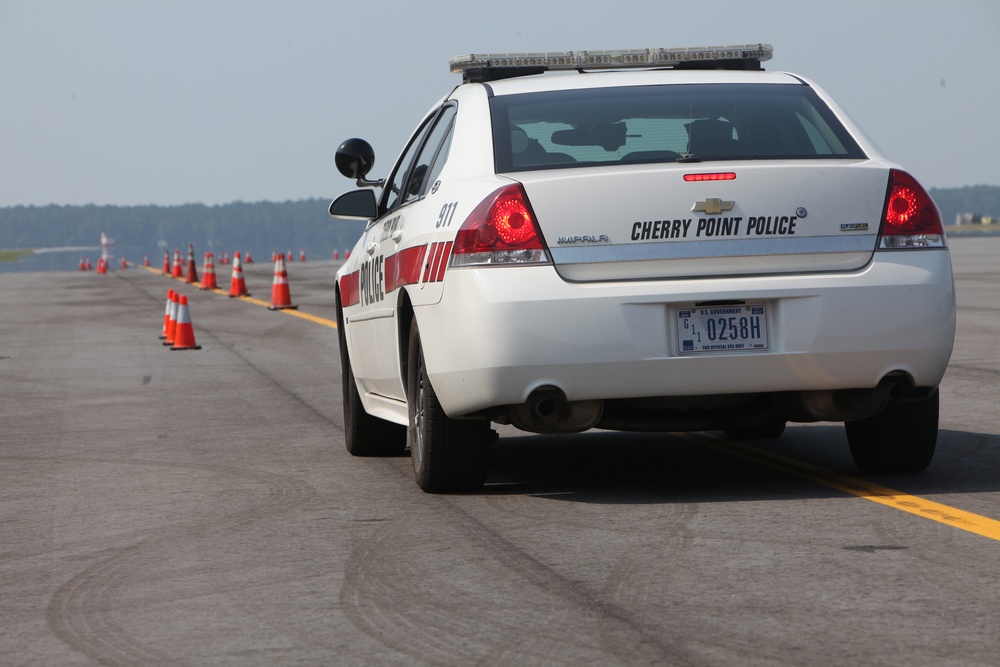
[676,304,769,354]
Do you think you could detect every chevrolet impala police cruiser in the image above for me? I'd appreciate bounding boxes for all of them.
[329,45,955,493]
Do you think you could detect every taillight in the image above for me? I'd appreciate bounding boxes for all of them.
[451,184,550,267]
[878,170,946,249]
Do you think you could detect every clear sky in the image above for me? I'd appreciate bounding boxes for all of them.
[1,0,998,207]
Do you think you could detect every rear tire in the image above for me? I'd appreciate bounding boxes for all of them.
[407,320,491,493]
[845,389,939,473]
[338,305,406,457]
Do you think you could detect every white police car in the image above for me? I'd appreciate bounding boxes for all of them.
[329,45,955,493]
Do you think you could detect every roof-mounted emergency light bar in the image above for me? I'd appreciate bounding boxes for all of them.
[450,44,773,83]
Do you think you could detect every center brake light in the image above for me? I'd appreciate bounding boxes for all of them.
[451,184,550,267]
[878,170,946,249]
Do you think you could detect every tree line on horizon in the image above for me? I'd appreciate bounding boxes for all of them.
[1,186,998,253]
[0,198,364,257]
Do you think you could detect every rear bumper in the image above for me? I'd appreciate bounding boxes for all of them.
[417,250,955,417]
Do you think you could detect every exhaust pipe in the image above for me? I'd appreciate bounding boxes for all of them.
[509,387,603,434]
[799,376,911,421]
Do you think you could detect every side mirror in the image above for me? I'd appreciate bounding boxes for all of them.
[335,138,383,187]
[329,189,377,220]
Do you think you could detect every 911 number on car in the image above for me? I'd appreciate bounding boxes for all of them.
[677,305,769,353]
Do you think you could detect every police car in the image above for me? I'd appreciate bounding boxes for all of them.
[329,45,955,493]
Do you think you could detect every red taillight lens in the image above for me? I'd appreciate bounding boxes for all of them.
[451,184,549,266]
[879,170,946,249]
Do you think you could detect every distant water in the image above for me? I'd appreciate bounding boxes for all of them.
[0,246,147,273]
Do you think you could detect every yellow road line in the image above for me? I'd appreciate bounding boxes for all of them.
[698,435,1000,543]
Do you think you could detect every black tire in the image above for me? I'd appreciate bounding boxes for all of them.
[338,306,406,457]
[845,389,939,473]
[724,419,786,440]
[407,320,491,493]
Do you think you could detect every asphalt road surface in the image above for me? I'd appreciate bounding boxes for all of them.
[1,239,998,666]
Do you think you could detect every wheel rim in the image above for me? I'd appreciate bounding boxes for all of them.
[411,354,426,471]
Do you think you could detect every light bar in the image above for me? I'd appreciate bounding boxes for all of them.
[450,44,773,80]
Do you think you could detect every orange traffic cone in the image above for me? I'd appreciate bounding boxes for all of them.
[268,255,298,310]
[79,257,86,271]
[184,244,199,283]
[96,258,107,274]
[171,249,182,278]
[160,289,174,339]
[170,295,201,351]
[333,249,339,260]
[85,258,92,270]
[286,249,293,263]
[245,251,253,264]
[144,255,150,267]
[299,249,306,262]
[200,252,218,290]
[228,251,250,297]
[163,290,179,346]
[162,250,170,273]
[120,256,128,269]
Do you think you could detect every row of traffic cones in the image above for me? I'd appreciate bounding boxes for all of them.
[270,250,307,263]
[80,256,131,272]
[199,250,297,310]
[159,289,201,350]
[154,253,296,351]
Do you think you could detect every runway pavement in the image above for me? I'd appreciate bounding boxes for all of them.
[1,239,997,666]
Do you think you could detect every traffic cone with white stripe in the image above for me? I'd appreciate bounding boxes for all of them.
[171,249,183,278]
[200,252,218,290]
[170,295,201,351]
[96,258,107,274]
[160,289,174,339]
[268,255,297,310]
[162,250,170,274]
[162,290,179,346]
[228,251,250,297]
[184,244,199,283]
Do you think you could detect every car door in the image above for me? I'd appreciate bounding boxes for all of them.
[364,105,457,400]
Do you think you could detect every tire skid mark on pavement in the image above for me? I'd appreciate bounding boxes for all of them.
[339,480,703,667]
[41,458,320,665]
[693,434,1000,543]
[47,541,173,667]
[339,518,628,666]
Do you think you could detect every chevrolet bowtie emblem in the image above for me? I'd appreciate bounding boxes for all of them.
[692,198,735,215]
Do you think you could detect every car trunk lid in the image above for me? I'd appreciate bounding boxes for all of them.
[518,160,887,281]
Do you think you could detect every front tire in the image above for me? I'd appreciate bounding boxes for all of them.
[338,305,405,457]
[845,389,939,473]
[407,320,491,493]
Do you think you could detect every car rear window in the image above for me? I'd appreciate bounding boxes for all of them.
[490,83,866,171]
